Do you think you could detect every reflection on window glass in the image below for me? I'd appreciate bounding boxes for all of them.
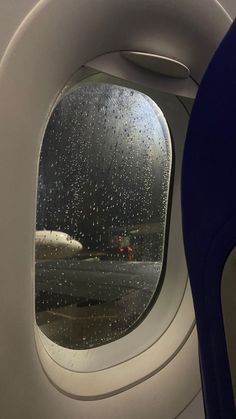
[35,82,172,349]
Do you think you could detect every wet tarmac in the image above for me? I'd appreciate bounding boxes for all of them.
[36,259,161,349]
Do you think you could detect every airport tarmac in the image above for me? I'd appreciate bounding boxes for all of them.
[36,259,162,349]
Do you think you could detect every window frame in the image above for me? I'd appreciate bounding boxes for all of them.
[35,69,192,385]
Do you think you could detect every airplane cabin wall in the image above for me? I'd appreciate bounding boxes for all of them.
[0,1,235,419]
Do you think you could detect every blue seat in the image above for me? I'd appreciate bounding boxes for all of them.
[182,19,236,419]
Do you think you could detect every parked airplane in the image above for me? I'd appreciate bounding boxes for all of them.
[35,230,83,259]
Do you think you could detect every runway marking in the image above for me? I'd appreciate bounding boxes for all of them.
[46,310,118,321]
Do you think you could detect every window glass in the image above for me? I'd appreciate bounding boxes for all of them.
[36,82,172,349]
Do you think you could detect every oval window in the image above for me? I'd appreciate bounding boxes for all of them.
[35,82,172,349]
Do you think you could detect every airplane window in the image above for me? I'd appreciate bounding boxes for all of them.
[35,82,172,349]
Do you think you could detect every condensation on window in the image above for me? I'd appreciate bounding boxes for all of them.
[35,83,172,350]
